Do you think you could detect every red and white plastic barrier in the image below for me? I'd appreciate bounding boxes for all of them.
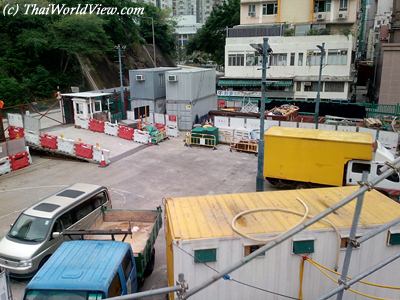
[105,122,119,136]
[118,125,134,140]
[9,151,30,171]
[25,131,40,146]
[75,142,93,159]
[75,116,89,129]
[134,129,150,144]
[0,157,11,176]
[89,119,105,133]
[8,126,25,140]
[40,134,58,150]
[57,137,75,155]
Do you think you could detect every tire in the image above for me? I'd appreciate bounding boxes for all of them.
[144,248,155,277]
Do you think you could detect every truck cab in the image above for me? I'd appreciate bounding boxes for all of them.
[346,142,400,197]
[23,240,138,299]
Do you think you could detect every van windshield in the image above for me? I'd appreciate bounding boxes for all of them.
[25,290,103,300]
[8,214,52,243]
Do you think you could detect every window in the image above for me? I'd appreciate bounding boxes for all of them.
[134,105,150,119]
[290,53,295,66]
[94,101,101,112]
[352,162,371,174]
[377,165,400,182]
[304,82,319,92]
[194,248,217,263]
[108,273,122,297]
[298,53,304,66]
[262,2,278,15]
[327,49,348,65]
[314,0,331,12]
[340,235,361,249]
[270,53,287,66]
[324,82,345,92]
[8,214,52,243]
[59,212,74,230]
[122,251,133,279]
[339,0,348,11]
[244,245,265,256]
[293,239,314,254]
[91,191,108,209]
[73,201,94,221]
[296,82,302,92]
[387,230,400,245]
[246,53,262,66]
[228,53,244,66]
[248,4,256,16]
[306,50,323,66]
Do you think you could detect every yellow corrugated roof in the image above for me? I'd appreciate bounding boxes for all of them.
[266,127,373,144]
[165,187,400,240]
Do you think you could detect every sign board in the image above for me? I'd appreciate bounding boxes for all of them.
[7,113,23,128]
[185,104,192,110]
[0,270,9,300]
[214,116,229,128]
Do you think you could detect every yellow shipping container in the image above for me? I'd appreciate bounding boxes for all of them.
[264,127,373,186]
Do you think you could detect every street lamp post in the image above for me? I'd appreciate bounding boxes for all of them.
[251,38,271,192]
[115,44,126,119]
[314,42,325,129]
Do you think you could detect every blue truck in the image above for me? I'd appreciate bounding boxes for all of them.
[23,206,162,299]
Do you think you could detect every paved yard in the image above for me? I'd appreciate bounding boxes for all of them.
[0,137,274,299]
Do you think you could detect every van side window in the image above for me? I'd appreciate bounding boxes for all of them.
[92,191,108,209]
[52,220,63,233]
[377,165,400,182]
[122,251,133,279]
[73,202,93,221]
[59,212,73,229]
[108,273,122,297]
[352,163,371,173]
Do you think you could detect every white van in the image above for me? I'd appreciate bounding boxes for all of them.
[0,183,111,277]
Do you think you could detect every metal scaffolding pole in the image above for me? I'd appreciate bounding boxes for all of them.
[358,217,400,244]
[336,171,368,300]
[183,157,400,299]
[319,252,400,300]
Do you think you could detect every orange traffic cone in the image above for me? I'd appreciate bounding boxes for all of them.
[99,152,107,168]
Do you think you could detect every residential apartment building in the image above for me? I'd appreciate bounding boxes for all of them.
[219,0,359,106]
[378,0,400,104]
[135,0,173,10]
[241,0,359,33]
[172,0,223,22]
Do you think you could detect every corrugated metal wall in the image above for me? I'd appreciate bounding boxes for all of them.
[172,229,400,300]
[166,69,216,101]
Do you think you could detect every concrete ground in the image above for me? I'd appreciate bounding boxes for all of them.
[0,137,274,300]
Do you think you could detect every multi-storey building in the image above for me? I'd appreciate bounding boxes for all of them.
[172,0,224,22]
[136,0,173,10]
[218,0,359,106]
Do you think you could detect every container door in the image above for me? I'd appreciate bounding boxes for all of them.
[73,100,87,123]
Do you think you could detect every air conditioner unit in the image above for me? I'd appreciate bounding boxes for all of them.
[249,11,255,17]
[168,75,178,82]
[304,82,312,86]
[338,12,348,20]
[136,74,145,81]
[317,13,325,21]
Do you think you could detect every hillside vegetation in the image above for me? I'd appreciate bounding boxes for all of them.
[0,0,176,106]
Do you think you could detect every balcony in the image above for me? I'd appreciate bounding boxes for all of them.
[227,25,284,38]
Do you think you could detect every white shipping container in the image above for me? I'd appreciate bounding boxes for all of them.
[165,187,400,300]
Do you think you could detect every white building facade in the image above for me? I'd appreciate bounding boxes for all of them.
[222,34,354,101]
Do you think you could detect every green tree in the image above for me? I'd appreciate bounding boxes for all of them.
[186,0,240,65]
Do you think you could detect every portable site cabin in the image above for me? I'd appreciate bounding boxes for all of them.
[165,68,217,130]
[129,67,180,119]
[165,186,400,300]
[60,92,113,126]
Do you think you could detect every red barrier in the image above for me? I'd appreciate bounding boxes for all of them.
[40,134,58,150]
[154,123,166,130]
[118,125,134,140]
[89,119,105,133]
[9,151,30,171]
[8,126,25,140]
[75,143,93,159]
